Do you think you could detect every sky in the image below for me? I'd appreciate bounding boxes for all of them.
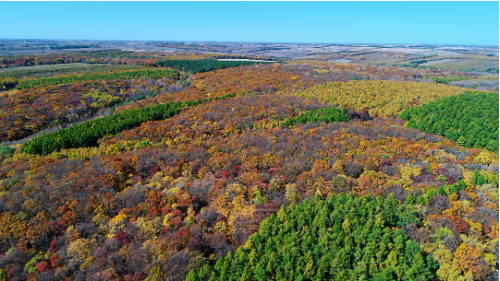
[0,2,498,45]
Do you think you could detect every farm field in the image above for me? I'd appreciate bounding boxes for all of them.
[0,40,498,281]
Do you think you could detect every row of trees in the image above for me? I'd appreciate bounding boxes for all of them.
[20,94,234,155]
[156,59,272,74]
[14,68,179,90]
[282,106,350,127]
[400,92,499,153]
[431,75,473,84]
[49,44,100,50]
[187,193,438,280]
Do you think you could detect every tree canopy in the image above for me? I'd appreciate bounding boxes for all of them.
[187,193,438,281]
[400,91,499,153]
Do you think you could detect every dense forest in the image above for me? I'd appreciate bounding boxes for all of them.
[0,50,268,68]
[187,193,438,280]
[282,80,471,117]
[0,49,498,281]
[21,94,234,155]
[0,50,176,68]
[431,75,474,84]
[156,59,272,74]
[281,106,350,127]
[401,92,499,153]
[0,74,183,142]
[3,68,179,91]
[0,64,143,79]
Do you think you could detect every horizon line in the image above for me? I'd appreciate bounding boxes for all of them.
[1,38,498,48]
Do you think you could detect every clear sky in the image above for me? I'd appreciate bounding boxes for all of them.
[0,1,498,45]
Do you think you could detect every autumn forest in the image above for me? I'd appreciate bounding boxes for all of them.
[0,46,498,281]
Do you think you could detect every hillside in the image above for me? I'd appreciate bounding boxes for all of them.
[0,51,498,281]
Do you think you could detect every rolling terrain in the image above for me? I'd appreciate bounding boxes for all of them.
[0,48,498,281]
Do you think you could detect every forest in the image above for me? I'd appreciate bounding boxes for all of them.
[187,193,438,280]
[50,44,101,50]
[0,73,183,142]
[20,94,234,155]
[431,75,474,84]
[0,50,269,69]
[281,106,350,127]
[2,68,179,91]
[400,92,499,153]
[0,63,143,79]
[281,80,471,117]
[155,59,272,74]
[0,48,498,281]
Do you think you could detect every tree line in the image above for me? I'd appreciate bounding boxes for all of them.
[431,75,472,84]
[49,44,101,50]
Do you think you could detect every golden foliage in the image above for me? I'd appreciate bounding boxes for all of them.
[281,80,470,117]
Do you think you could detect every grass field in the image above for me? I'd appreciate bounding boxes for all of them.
[0,63,143,78]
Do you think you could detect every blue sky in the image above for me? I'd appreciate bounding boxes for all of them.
[0,2,498,45]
